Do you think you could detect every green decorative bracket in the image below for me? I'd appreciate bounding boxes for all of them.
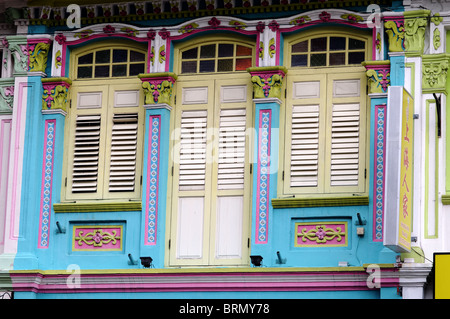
[404,10,430,56]
[422,54,450,94]
[384,17,405,53]
[6,35,28,75]
[41,77,72,114]
[138,72,178,106]
[247,66,287,99]
[362,60,391,95]
[28,39,51,73]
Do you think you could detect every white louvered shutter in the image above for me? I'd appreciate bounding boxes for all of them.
[330,103,360,186]
[72,114,101,193]
[290,105,320,187]
[218,109,246,190]
[109,113,138,192]
[179,110,207,191]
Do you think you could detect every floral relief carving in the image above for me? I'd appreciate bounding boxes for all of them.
[41,78,72,113]
[341,13,363,23]
[384,19,405,52]
[75,228,121,248]
[139,73,177,106]
[434,28,441,51]
[422,57,449,92]
[297,224,346,245]
[248,67,287,99]
[8,38,29,74]
[289,15,311,26]
[28,42,50,73]
[0,84,14,113]
[404,15,427,54]
[268,38,275,58]
[179,22,199,34]
[366,68,390,94]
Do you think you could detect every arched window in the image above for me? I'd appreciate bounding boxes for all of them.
[62,41,146,202]
[76,47,146,79]
[289,34,367,68]
[283,29,370,196]
[179,41,253,74]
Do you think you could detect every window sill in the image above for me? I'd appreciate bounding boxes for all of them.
[271,196,369,209]
[442,194,450,205]
[54,201,142,213]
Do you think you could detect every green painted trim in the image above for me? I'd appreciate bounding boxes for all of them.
[446,30,450,194]
[272,196,369,208]
[361,60,390,67]
[400,246,425,263]
[138,72,178,81]
[424,99,439,239]
[247,66,288,74]
[441,194,450,204]
[41,77,72,85]
[54,201,142,213]
[403,9,431,18]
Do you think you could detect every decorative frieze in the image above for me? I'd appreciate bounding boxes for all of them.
[41,77,72,115]
[362,60,391,95]
[422,54,450,94]
[247,66,287,99]
[138,72,177,106]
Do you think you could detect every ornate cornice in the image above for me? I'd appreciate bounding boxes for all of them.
[25,0,390,26]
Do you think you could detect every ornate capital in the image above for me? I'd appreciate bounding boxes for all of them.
[404,10,430,56]
[28,39,51,73]
[6,35,28,75]
[247,66,287,99]
[138,72,177,107]
[384,17,405,53]
[422,54,450,94]
[41,77,72,115]
[362,60,391,95]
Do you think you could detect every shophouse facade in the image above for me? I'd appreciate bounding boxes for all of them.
[0,0,445,299]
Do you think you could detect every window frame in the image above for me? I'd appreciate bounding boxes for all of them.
[61,41,146,203]
[280,28,371,198]
[287,30,369,69]
[175,35,255,75]
[74,42,147,80]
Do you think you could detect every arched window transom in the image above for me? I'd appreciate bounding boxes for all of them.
[290,35,367,68]
[76,47,146,79]
[180,42,253,74]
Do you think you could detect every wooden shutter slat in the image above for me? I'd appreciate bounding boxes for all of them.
[108,113,138,192]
